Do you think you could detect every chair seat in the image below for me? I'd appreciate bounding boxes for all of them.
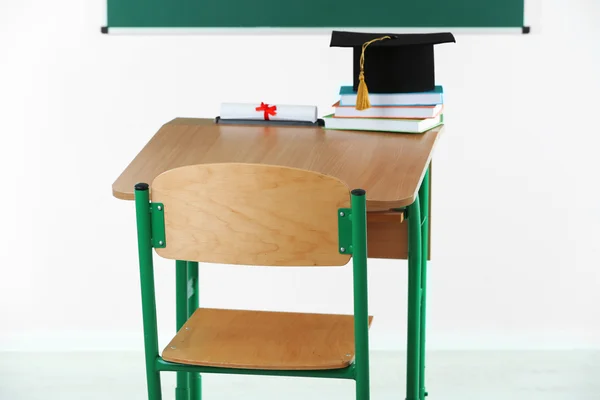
[162,308,373,371]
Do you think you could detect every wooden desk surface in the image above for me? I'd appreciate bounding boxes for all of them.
[112,118,442,211]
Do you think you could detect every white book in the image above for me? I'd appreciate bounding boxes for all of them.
[339,85,444,106]
[334,102,443,119]
[323,114,443,134]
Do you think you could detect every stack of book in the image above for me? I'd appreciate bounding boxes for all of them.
[323,85,444,134]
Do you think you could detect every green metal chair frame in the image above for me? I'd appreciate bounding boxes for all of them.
[132,166,371,400]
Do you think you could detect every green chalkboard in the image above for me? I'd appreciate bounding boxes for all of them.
[105,0,526,30]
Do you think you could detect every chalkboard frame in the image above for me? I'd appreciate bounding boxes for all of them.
[101,26,531,34]
[101,0,531,34]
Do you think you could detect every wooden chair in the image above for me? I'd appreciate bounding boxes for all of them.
[133,163,372,400]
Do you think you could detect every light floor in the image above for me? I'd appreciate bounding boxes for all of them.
[1,351,598,400]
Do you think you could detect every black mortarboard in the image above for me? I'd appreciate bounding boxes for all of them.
[330,31,455,110]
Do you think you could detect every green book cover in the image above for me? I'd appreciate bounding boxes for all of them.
[322,114,444,134]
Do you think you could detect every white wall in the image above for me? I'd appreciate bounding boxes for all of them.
[1,0,599,352]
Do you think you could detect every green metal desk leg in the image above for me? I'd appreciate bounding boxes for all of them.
[187,261,202,400]
[418,167,430,400]
[175,260,190,400]
[406,197,422,400]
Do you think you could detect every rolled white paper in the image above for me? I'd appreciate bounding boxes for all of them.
[220,102,318,123]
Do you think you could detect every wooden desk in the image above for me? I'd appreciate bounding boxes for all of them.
[113,118,441,260]
[113,117,439,400]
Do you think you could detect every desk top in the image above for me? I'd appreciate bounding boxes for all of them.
[112,118,442,210]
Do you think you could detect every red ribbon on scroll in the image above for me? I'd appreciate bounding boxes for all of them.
[255,102,277,120]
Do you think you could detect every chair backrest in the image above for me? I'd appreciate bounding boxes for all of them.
[150,163,351,266]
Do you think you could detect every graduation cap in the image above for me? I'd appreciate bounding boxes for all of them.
[330,31,455,110]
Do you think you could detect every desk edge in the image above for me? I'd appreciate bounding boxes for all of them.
[111,118,443,210]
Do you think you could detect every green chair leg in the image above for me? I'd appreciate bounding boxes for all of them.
[135,184,163,400]
[176,260,190,400]
[146,372,162,400]
[406,196,422,400]
[351,189,370,400]
[187,261,202,400]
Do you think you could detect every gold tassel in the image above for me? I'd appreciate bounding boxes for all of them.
[355,35,392,111]
[355,71,370,111]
